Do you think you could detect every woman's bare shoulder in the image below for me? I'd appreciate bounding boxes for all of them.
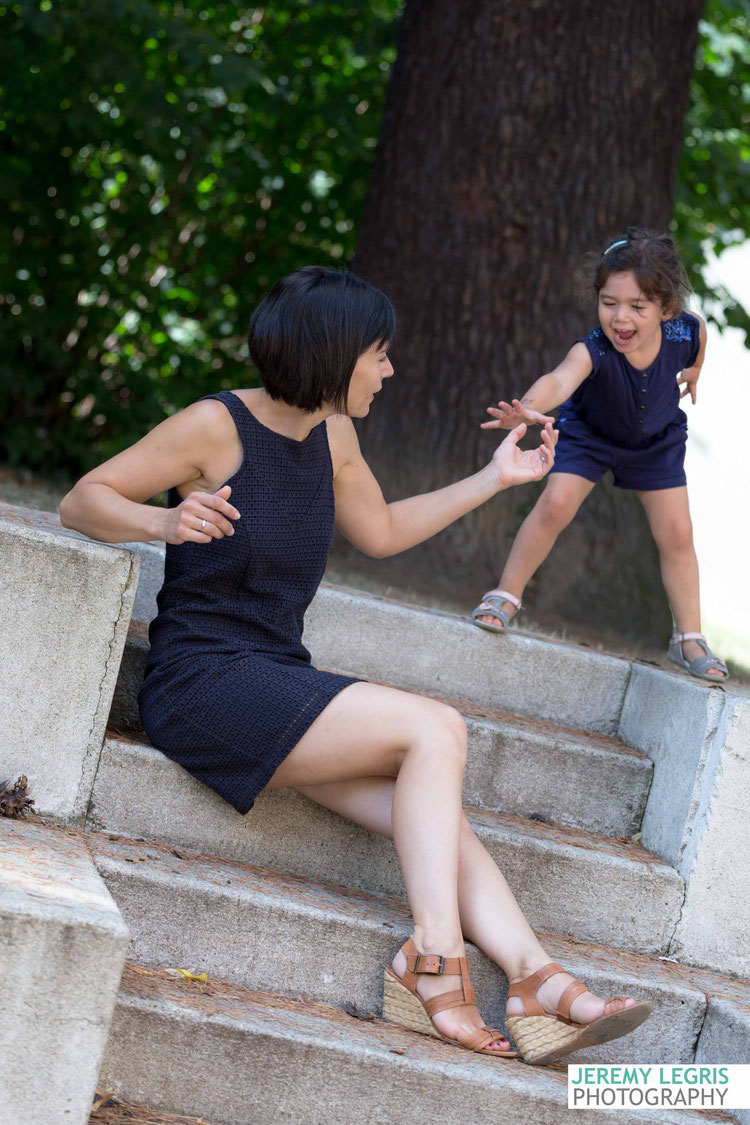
[81,393,242,502]
[325,414,360,475]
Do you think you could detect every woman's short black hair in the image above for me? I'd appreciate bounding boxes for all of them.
[247,266,396,413]
[576,227,691,316]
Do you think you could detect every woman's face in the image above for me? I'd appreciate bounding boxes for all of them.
[346,340,394,417]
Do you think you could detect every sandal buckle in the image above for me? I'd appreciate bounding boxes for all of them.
[414,954,445,974]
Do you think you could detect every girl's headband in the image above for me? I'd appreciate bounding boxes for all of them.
[604,239,628,255]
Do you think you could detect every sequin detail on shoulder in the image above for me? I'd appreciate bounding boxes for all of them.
[663,315,694,343]
[585,325,611,357]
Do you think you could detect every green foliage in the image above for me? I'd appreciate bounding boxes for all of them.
[673,0,750,339]
[1,0,747,478]
[0,0,400,473]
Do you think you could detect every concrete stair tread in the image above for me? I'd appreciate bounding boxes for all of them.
[88,736,683,953]
[95,738,654,865]
[105,962,733,1125]
[112,625,653,839]
[93,733,671,876]
[87,828,750,1013]
[122,616,649,764]
[87,826,750,1070]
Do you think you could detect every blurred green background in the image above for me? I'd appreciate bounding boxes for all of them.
[1,0,748,479]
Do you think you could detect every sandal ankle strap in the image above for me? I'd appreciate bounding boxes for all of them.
[398,937,475,1011]
[408,952,463,976]
[671,630,706,644]
[484,588,523,611]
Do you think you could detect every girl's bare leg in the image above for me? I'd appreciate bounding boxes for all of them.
[295,774,637,1024]
[637,486,722,675]
[476,473,596,627]
[267,680,510,1050]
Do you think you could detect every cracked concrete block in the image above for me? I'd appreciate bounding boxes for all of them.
[0,818,129,1125]
[670,695,750,978]
[0,502,139,820]
[120,540,164,623]
[619,665,727,865]
[696,996,750,1125]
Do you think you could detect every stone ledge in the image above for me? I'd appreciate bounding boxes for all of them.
[0,818,129,1125]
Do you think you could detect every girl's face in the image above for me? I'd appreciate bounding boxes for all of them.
[597,271,666,361]
[346,340,394,417]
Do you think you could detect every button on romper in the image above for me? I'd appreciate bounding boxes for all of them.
[138,390,360,814]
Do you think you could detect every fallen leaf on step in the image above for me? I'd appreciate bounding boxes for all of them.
[175,968,208,982]
[91,1090,118,1111]
[390,1048,406,1055]
[630,831,643,844]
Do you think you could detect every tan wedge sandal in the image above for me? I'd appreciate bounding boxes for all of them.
[506,962,653,1065]
[383,937,517,1058]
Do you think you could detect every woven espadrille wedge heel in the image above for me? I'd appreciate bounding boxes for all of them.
[506,962,653,1066]
[383,937,517,1058]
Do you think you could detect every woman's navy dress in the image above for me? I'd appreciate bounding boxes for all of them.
[138,390,359,814]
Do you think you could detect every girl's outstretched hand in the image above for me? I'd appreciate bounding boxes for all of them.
[164,483,241,545]
[481,398,555,430]
[491,422,558,490]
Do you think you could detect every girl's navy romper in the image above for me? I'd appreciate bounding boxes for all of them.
[551,312,701,491]
[138,390,359,814]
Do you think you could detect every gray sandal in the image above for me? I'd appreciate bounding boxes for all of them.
[667,630,729,682]
[471,589,523,633]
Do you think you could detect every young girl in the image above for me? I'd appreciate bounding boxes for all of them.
[473,228,728,683]
[61,266,651,1066]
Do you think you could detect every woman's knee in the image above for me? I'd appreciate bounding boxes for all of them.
[404,699,468,769]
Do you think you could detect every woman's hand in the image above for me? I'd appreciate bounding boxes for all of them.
[481,398,555,430]
[490,422,558,490]
[163,483,241,545]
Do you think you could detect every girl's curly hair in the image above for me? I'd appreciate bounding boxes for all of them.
[576,227,692,317]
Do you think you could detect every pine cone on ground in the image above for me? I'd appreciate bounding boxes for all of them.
[0,775,36,819]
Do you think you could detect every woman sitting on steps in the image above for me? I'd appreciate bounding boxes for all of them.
[60,266,651,1065]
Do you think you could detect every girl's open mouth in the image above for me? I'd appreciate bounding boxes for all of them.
[614,329,636,346]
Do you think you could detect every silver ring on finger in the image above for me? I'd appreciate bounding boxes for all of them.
[200,518,207,530]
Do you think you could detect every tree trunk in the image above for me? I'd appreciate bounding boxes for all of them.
[344,0,703,643]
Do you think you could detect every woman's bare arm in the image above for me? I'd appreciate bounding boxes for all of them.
[328,414,557,559]
[59,400,241,544]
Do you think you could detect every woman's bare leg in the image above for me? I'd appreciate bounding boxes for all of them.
[267,681,510,1050]
[476,473,596,627]
[295,774,637,1024]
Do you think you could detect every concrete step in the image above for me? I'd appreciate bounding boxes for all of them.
[88,829,750,1067]
[88,738,681,956]
[113,621,651,838]
[99,963,733,1125]
[116,580,633,735]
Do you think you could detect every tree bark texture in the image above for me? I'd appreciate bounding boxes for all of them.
[346,0,704,643]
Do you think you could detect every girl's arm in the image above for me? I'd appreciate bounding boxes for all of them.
[677,314,707,405]
[481,342,593,430]
[59,400,241,544]
[329,415,557,559]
